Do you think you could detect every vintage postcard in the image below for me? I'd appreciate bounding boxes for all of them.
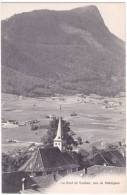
[1,2,126,193]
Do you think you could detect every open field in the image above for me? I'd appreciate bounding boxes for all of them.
[2,93,125,153]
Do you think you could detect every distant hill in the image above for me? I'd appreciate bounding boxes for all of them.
[1,5,125,97]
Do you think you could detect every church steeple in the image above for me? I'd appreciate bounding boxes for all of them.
[53,106,63,151]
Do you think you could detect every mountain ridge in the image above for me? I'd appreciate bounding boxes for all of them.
[1,6,125,97]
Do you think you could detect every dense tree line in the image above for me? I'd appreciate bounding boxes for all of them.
[41,117,83,151]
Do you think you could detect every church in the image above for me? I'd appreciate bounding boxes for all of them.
[19,109,79,177]
[2,108,80,193]
[53,109,63,151]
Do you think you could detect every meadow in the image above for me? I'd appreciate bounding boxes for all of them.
[2,93,125,153]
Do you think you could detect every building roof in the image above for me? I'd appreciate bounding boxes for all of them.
[19,147,79,172]
[88,149,126,167]
[87,165,126,176]
[74,165,126,177]
[54,117,62,141]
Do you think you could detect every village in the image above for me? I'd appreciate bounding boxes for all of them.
[1,1,126,193]
[2,93,125,128]
[2,93,126,193]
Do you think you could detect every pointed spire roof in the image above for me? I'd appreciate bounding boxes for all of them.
[54,105,62,140]
[54,117,62,140]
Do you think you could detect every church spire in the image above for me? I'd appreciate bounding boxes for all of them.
[53,105,63,151]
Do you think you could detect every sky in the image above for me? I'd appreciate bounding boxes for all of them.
[1,2,125,41]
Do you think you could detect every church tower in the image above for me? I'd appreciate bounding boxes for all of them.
[53,106,63,151]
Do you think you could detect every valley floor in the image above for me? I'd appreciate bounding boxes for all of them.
[2,93,125,153]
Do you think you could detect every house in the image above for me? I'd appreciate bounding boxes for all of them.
[19,147,79,176]
[87,165,126,176]
[2,120,18,128]
[2,108,79,193]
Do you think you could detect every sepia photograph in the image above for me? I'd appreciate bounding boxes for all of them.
[1,2,126,193]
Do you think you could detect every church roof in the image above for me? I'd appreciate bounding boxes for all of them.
[19,147,79,172]
[54,117,62,140]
